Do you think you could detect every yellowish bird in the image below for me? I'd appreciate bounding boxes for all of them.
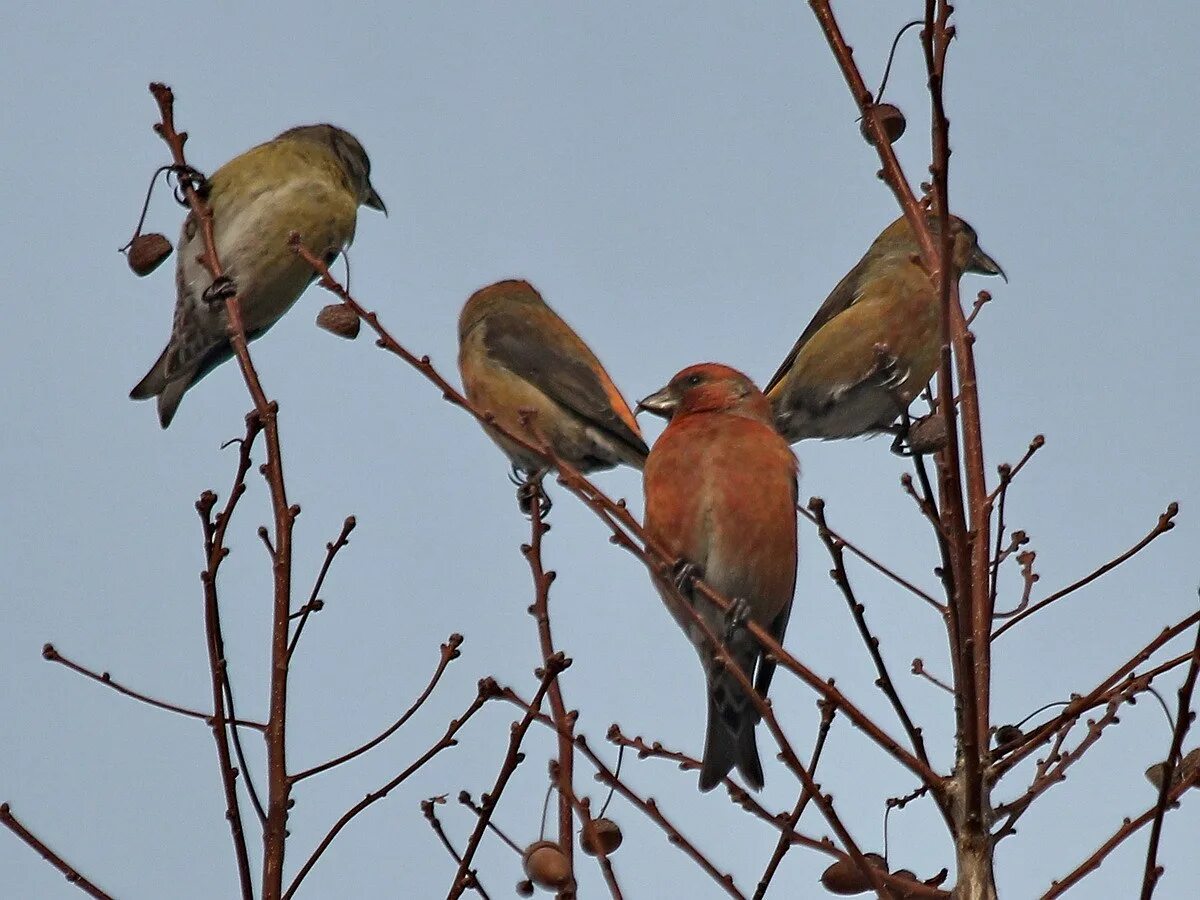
[130,124,386,427]
[766,214,1003,444]
[457,280,648,477]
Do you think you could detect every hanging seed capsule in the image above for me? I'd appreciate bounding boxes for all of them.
[126,233,173,276]
[316,303,361,339]
[860,103,907,146]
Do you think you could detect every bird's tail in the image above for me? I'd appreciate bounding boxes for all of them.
[129,347,192,429]
[698,658,764,791]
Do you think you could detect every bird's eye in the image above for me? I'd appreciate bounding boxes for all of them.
[687,374,703,387]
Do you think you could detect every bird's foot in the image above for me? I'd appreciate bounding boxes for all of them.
[890,412,947,456]
[671,560,704,597]
[202,275,238,305]
[510,466,551,517]
[169,164,209,202]
[869,344,907,391]
[723,597,752,643]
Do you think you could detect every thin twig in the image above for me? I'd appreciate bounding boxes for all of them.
[809,498,933,771]
[796,501,944,612]
[0,805,115,900]
[284,678,502,900]
[1140,617,1200,898]
[288,516,356,661]
[40,644,265,730]
[291,634,464,782]
[993,503,1179,639]
[447,661,569,900]
[911,659,954,695]
[753,700,837,900]
[421,798,492,900]
[522,482,577,899]
[149,83,295,899]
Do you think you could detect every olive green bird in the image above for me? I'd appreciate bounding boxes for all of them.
[765,214,1004,443]
[130,124,386,427]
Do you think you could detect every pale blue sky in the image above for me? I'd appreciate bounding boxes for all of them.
[4,3,1199,898]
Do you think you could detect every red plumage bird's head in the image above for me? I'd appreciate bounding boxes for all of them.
[637,363,772,423]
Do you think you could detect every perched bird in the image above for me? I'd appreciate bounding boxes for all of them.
[131,124,386,427]
[457,280,648,496]
[765,214,1004,444]
[639,363,798,790]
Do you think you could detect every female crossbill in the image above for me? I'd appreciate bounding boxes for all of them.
[457,280,648,481]
[639,363,798,790]
[765,214,1003,443]
[130,124,386,427]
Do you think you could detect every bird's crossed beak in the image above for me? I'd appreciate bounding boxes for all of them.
[969,245,1006,283]
[366,184,387,216]
[636,385,678,420]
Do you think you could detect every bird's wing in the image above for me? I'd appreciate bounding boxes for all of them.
[764,256,870,394]
[484,310,649,458]
[753,468,798,703]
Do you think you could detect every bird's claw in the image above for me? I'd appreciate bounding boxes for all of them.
[169,164,209,202]
[202,275,238,305]
[724,597,752,642]
[890,412,947,457]
[511,466,552,518]
[671,560,704,596]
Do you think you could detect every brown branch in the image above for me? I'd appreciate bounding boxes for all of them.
[806,0,937,265]
[288,515,356,661]
[284,678,501,900]
[993,547,1038,620]
[291,634,464,781]
[993,610,1200,779]
[911,658,954,695]
[985,435,1045,505]
[992,503,1179,639]
[39,644,265,730]
[456,790,525,855]
[148,83,295,900]
[523,484,577,899]
[753,700,836,900]
[447,660,569,900]
[551,778,625,900]
[421,798,492,900]
[195,416,262,898]
[1,804,115,900]
[569,717,946,898]
[796,501,944,612]
[808,498,936,782]
[964,290,991,327]
[1140,618,1200,898]
[515,705,745,900]
[994,681,1137,841]
[1042,763,1200,898]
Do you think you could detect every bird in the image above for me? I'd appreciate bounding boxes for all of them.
[457,280,648,506]
[639,363,798,790]
[765,214,1004,445]
[130,124,386,427]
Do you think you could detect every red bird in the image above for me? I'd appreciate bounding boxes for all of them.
[639,363,798,790]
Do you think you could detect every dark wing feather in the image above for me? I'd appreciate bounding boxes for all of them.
[763,255,872,394]
[753,470,798,703]
[484,311,649,458]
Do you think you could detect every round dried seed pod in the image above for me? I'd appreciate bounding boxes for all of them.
[316,303,361,339]
[580,817,623,856]
[126,233,173,276]
[522,840,572,891]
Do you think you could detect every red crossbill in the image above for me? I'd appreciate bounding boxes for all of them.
[765,214,1003,444]
[639,363,798,790]
[130,124,386,427]
[457,280,648,489]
